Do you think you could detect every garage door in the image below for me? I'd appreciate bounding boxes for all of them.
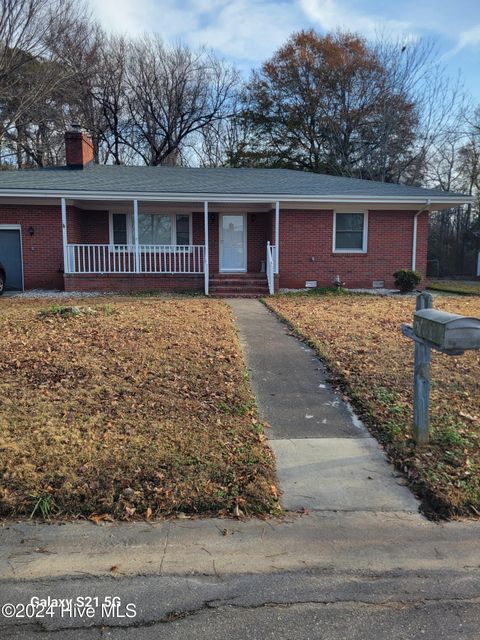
[0,228,23,290]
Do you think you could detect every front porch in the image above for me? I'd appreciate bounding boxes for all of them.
[61,199,279,295]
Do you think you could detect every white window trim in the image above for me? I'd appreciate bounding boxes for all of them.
[332,210,368,254]
[108,212,193,247]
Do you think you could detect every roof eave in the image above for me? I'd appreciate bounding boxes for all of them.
[0,189,473,206]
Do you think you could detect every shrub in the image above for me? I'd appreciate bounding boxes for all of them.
[393,269,421,293]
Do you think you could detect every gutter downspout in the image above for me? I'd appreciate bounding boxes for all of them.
[412,199,431,272]
[274,201,279,274]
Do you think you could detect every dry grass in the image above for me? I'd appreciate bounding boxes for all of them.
[0,297,278,520]
[427,280,480,296]
[265,292,480,518]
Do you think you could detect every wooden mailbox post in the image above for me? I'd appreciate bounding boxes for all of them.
[402,292,480,446]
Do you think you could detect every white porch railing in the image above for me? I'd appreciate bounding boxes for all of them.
[266,242,275,295]
[66,244,205,274]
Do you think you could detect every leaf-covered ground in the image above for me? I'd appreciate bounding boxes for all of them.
[0,297,278,519]
[265,293,480,518]
[427,280,480,296]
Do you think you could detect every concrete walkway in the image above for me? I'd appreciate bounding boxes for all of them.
[228,299,419,514]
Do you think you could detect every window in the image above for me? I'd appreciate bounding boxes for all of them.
[111,213,128,245]
[139,214,172,245]
[109,213,192,246]
[176,215,190,245]
[333,212,367,252]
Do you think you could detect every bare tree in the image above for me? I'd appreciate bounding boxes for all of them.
[370,36,466,184]
[121,36,238,166]
[184,92,252,167]
[0,0,94,166]
[86,36,131,165]
[428,105,480,276]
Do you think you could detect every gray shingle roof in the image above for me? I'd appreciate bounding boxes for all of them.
[0,165,470,202]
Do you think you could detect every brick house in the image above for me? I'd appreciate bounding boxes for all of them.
[0,127,472,295]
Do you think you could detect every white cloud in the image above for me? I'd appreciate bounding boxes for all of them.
[87,0,201,38]
[89,0,470,69]
[87,0,153,35]
[298,0,412,39]
[442,23,480,60]
[187,0,299,61]
[457,24,480,49]
[87,0,303,65]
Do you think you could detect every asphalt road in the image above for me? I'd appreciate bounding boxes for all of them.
[2,569,479,639]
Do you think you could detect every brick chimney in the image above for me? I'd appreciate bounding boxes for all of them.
[65,124,94,168]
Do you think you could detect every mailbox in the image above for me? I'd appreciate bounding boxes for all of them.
[413,309,480,351]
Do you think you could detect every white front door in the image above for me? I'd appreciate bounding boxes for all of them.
[219,214,247,272]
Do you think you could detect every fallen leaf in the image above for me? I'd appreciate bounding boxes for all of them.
[89,513,114,525]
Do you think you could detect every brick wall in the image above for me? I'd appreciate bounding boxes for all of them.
[192,212,204,247]
[415,210,429,281]
[68,208,109,244]
[277,209,428,289]
[0,203,429,292]
[206,212,219,272]
[0,204,64,289]
[64,274,203,292]
[247,212,270,272]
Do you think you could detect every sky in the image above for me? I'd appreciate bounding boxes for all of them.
[87,0,480,101]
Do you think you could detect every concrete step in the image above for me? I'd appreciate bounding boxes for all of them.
[210,282,268,289]
[210,280,268,287]
[211,273,266,278]
[211,288,263,292]
[209,272,269,297]
[210,292,266,298]
[211,294,268,298]
[210,285,269,291]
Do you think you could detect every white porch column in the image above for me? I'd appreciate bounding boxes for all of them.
[61,197,69,273]
[204,201,209,295]
[133,199,139,273]
[274,200,280,274]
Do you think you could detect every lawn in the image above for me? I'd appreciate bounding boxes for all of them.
[265,292,480,518]
[427,280,480,296]
[0,297,278,519]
